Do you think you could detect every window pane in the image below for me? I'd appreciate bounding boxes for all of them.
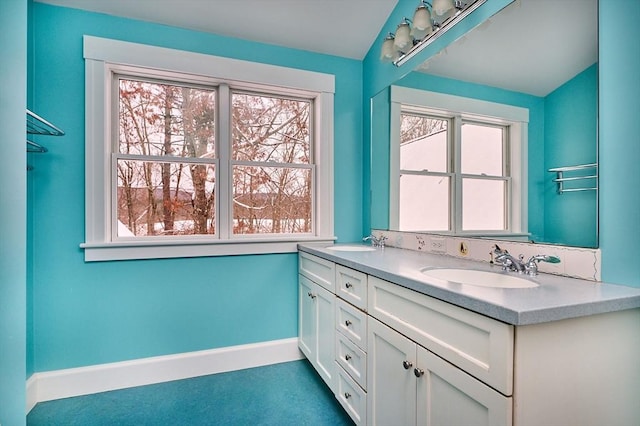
[116,160,216,237]
[462,178,505,230]
[232,93,310,164]
[119,79,216,158]
[399,174,450,231]
[233,166,311,234]
[461,123,504,176]
[400,114,448,172]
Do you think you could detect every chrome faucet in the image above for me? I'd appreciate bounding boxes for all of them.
[492,245,560,276]
[363,234,387,248]
[493,245,526,273]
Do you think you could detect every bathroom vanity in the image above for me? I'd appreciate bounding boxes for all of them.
[297,244,640,426]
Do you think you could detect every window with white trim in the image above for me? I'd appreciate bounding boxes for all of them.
[82,37,335,261]
[390,86,528,237]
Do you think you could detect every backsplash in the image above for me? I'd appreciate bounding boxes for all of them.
[372,230,601,281]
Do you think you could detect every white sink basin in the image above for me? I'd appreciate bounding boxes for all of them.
[420,268,538,289]
[325,245,376,252]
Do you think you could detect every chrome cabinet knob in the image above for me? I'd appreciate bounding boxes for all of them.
[345,320,352,327]
[414,368,425,377]
[345,282,353,288]
[345,354,352,361]
[402,360,413,370]
[344,392,351,399]
[307,292,316,299]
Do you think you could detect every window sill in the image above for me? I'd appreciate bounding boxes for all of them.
[81,236,337,262]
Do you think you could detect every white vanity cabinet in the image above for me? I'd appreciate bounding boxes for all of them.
[298,253,336,392]
[368,317,512,426]
[297,248,640,426]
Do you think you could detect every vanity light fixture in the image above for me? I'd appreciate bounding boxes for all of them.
[381,0,486,67]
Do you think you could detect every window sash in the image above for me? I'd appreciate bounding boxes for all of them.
[111,71,317,242]
[457,175,511,233]
[111,154,219,241]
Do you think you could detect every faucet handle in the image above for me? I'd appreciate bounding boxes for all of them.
[527,254,561,264]
[525,254,561,276]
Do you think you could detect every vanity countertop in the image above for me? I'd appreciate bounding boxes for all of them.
[298,243,640,325]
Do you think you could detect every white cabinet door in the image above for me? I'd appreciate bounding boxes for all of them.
[315,281,336,392]
[298,275,316,359]
[298,274,336,392]
[367,317,417,426]
[416,345,512,426]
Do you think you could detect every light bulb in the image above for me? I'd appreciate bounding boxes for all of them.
[380,36,397,62]
[412,5,431,31]
[393,21,412,51]
[432,0,454,16]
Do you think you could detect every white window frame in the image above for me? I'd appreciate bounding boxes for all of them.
[81,36,335,261]
[389,85,529,238]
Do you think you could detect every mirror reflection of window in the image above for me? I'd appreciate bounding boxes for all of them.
[397,112,511,233]
[460,123,509,231]
[399,114,451,231]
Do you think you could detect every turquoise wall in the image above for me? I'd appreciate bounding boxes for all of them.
[543,64,598,247]
[0,0,27,423]
[599,0,640,287]
[28,3,364,372]
[370,87,392,229]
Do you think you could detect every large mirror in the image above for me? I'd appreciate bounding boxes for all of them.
[371,0,598,248]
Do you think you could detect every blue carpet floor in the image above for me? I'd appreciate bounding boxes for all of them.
[27,359,354,426]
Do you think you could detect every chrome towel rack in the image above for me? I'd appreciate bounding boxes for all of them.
[27,110,64,136]
[26,109,64,170]
[27,139,48,153]
[548,163,597,194]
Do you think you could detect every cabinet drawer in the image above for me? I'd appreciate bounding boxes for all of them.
[299,252,335,292]
[368,276,514,396]
[336,265,368,310]
[336,364,367,426]
[336,331,367,390]
[336,298,367,351]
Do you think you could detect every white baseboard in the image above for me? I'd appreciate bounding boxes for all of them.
[26,337,303,413]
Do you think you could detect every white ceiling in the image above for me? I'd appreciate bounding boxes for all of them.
[34,0,399,60]
[34,0,597,96]
[417,0,598,96]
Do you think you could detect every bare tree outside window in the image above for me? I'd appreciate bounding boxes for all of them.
[116,80,313,238]
[231,93,312,234]
[117,78,216,237]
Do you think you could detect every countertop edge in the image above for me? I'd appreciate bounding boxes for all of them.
[298,244,640,326]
